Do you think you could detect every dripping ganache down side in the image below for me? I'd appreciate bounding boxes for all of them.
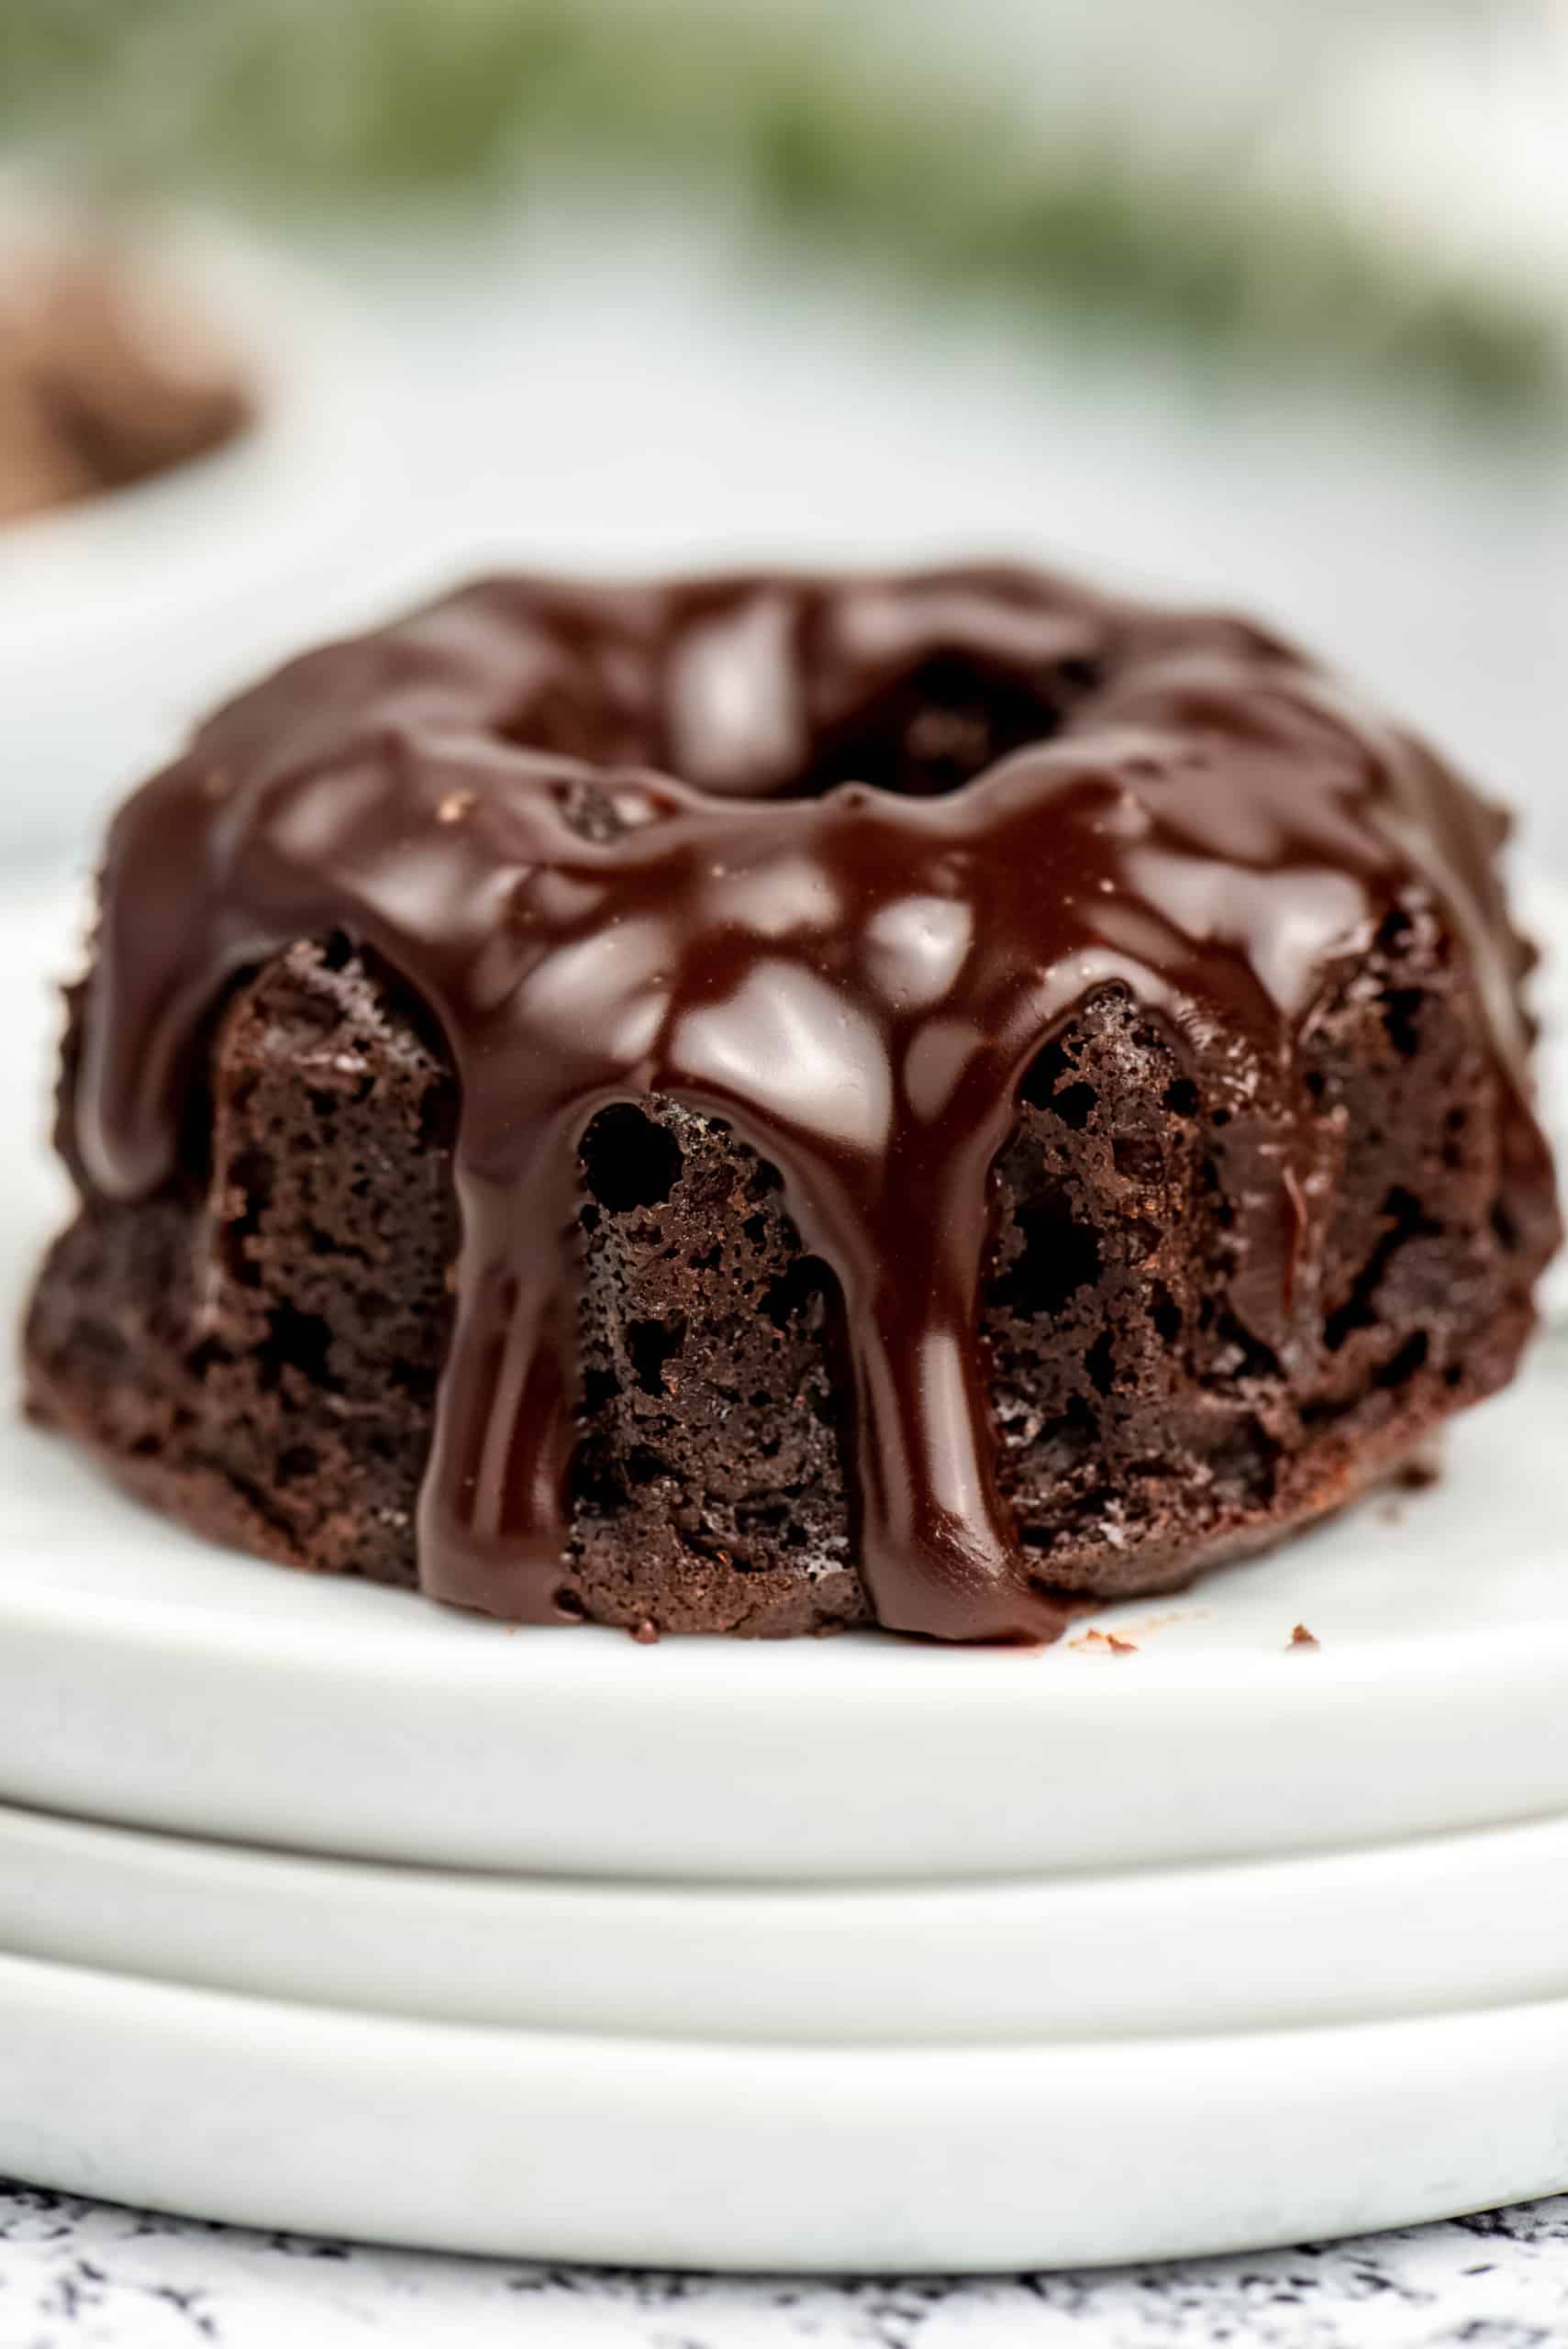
[29,567,1561,1639]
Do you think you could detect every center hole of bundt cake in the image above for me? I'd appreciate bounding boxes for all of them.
[786,651,1088,802]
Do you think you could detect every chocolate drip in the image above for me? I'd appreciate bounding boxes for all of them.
[73,568,1547,1640]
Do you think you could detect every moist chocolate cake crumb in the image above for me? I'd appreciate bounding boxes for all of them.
[23,564,1562,1640]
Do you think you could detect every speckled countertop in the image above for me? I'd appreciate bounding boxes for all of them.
[4,2185,1568,2347]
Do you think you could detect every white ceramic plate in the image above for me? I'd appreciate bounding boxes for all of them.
[5,1311,1565,1886]
[11,1794,1568,2045]
[4,1947,1568,2269]
[4,882,1566,1883]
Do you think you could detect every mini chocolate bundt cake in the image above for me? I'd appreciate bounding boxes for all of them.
[23,566,1561,1639]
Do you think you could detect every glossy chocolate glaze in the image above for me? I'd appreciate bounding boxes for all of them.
[73,567,1548,1640]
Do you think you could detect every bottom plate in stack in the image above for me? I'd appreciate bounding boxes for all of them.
[3,1939,1568,2269]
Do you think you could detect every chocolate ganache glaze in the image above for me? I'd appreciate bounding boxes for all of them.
[73,567,1550,1640]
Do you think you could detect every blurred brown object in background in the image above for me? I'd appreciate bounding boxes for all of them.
[0,234,251,523]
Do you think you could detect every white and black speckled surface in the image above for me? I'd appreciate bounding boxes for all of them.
[3,2185,1568,2347]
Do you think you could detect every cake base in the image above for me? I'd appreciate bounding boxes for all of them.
[6,1323,1568,1881]
[4,884,1567,1883]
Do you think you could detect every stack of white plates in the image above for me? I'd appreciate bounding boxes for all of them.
[4,885,1566,2272]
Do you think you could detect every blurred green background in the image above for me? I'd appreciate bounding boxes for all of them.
[4,0,1563,418]
[3,0,1564,878]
